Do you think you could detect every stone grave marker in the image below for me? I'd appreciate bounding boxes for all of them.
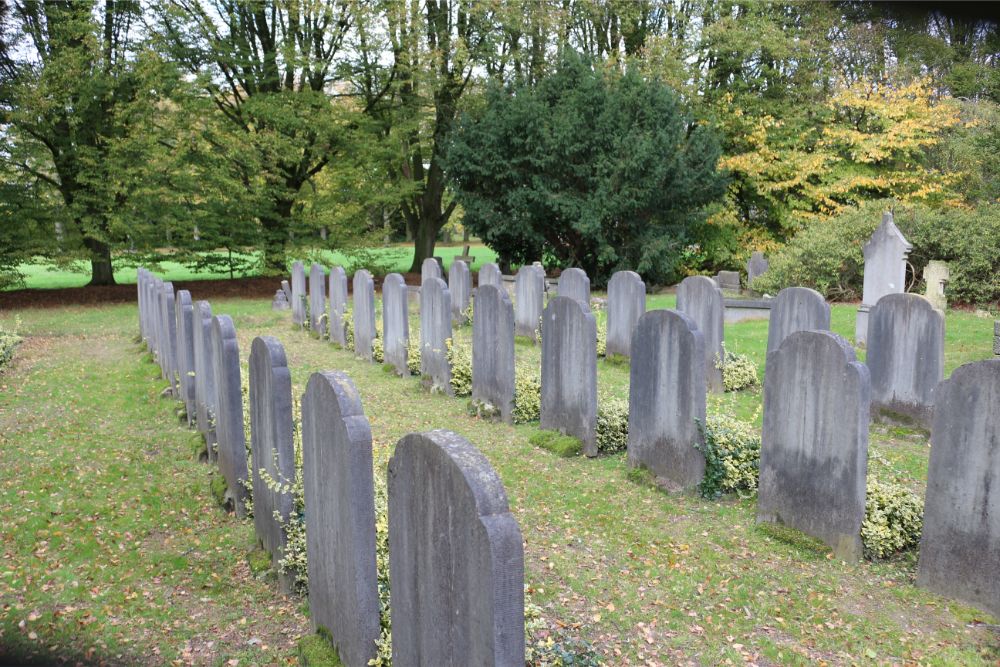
[272,289,290,311]
[478,263,502,289]
[557,267,590,310]
[606,271,646,358]
[472,284,515,423]
[514,265,545,341]
[421,257,442,284]
[420,276,453,394]
[210,314,248,518]
[715,270,741,292]
[922,260,949,311]
[309,263,326,337]
[160,282,179,393]
[193,301,218,459]
[353,270,376,361]
[329,266,349,347]
[382,273,409,376]
[747,252,769,288]
[856,212,911,345]
[676,276,724,393]
[175,290,197,425]
[449,259,472,324]
[766,287,830,356]
[541,296,597,456]
[292,261,307,328]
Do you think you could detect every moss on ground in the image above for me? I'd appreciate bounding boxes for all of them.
[529,429,583,457]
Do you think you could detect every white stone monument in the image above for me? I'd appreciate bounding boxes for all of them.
[855,212,911,346]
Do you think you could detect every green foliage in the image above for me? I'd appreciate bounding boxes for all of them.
[209,474,228,508]
[596,320,607,357]
[714,345,759,392]
[0,319,22,373]
[862,480,924,560]
[246,548,273,578]
[695,414,763,499]
[595,398,629,454]
[448,51,726,285]
[529,430,583,458]
[297,632,343,667]
[406,338,422,376]
[513,368,542,424]
[446,339,473,397]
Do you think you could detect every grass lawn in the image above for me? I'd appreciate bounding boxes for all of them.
[0,295,997,665]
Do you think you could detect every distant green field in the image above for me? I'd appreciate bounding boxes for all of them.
[8,243,499,290]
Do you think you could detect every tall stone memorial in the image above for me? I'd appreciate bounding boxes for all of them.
[291,261,307,328]
[302,372,380,666]
[766,287,830,356]
[917,359,1000,618]
[329,266,349,347]
[606,271,646,358]
[866,293,944,428]
[758,331,870,561]
[382,273,410,376]
[420,277,453,394]
[352,270,376,361]
[249,336,296,593]
[514,265,545,341]
[856,212,911,345]
[174,290,197,425]
[309,263,326,337]
[627,310,706,488]
[478,263,502,289]
[388,430,524,665]
[193,301,218,460]
[472,284,515,423]
[210,314,249,517]
[541,296,598,456]
[449,259,472,324]
[922,260,949,311]
[676,276,724,393]
[557,267,590,310]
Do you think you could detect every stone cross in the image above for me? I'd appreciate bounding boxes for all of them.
[541,296,598,456]
[478,263,502,289]
[382,273,410,376]
[514,265,545,341]
[556,267,590,311]
[329,267,349,347]
[855,212,911,345]
[420,276,453,394]
[449,259,472,325]
[309,263,326,337]
[605,271,646,358]
[210,314,249,518]
[676,276,725,393]
[388,430,524,665]
[353,270,376,361]
[766,287,830,356]
[291,261,307,328]
[922,260,949,311]
[175,290,197,425]
[472,284,515,423]
[193,301,218,460]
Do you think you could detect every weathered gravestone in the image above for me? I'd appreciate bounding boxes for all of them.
[193,301,218,460]
[309,263,326,337]
[557,267,590,311]
[715,271,741,292]
[420,277,453,395]
[281,279,292,303]
[302,372,380,666]
[922,260,950,311]
[210,314,249,518]
[606,271,646,358]
[917,359,1000,618]
[472,284,515,423]
[329,267,349,347]
[382,273,409,377]
[856,212,911,345]
[421,257,443,284]
[150,277,164,365]
[541,296,598,456]
[292,261,307,328]
[174,290,197,425]
[160,282,179,393]
[449,259,472,324]
[388,430,524,666]
[249,336,296,593]
[759,331,870,561]
[995,321,1000,356]
[478,263,502,289]
[137,269,148,342]
[766,287,830,356]
[676,276,724,393]
[627,310,706,489]
[866,293,943,428]
[272,290,290,311]
[747,252,769,288]
[514,265,545,341]
[353,270,376,361]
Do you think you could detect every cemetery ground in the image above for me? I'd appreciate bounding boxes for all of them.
[1,296,998,666]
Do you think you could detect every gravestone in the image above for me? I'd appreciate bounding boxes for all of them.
[676,276,725,393]
[292,261,307,328]
[455,243,475,265]
[541,297,598,456]
[210,314,249,518]
[160,282,179,393]
[557,267,590,310]
[472,284,515,423]
[420,277,453,395]
[388,430,524,666]
[715,271,741,292]
[137,269,147,342]
[995,321,1000,356]
[606,271,646,358]
[449,259,472,324]
[175,290,197,425]
[193,301,218,460]
[421,257,443,284]
[382,273,409,376]
[302,372,380,666]
[329,267,349,347]
[514,265,545,341]
[766,287,831,356]
[151,277,163,365]
[922,260,949,311]
[478,263,502,289]
[272,290,290,311]
[627,310,706,488]
[747,252,769,288]
[309,263,326,337]
[281,279,292,303]
[866,293,944,428]
[917,359,1000,618]
[856,212,912,345]
[352,270,376,361]
[758,330,870,561]
[248,336,296,593]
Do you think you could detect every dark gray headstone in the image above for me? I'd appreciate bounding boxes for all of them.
[994,321,1000,356]
[382,273,409,376]
[449,259,472,324]
[715,271,741,292]
[309,263,326,337]
[676,276,725,393]
[353,270,376,361]
[606,271,646,358]
[627,310,706,488]
[210,314,248,518]
[421,257,443,284]
[302,372,379,666]
[766,287,831,356]
[514,265,545,341]
[137,269,147,342]
[175,290,197,425]
[193,301,218,459]
[478,263,502,289]
[281,279,292,303]
[329,266,348,347]
[248,336,296,593]
[747,252,769,287]
[388,430,524,666]
[759,331,870,561]
[472,284,515,423]
[152,277,164,366]
[557,267,590,311]
[541,296,597,456]
[292,261,306,327]
[420,276,453,394]
[160,282,179,392]
[866,293,943,428]
[917,359,1000,618]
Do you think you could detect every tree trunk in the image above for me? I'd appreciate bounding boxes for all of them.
[408,217,438,273]
[259,197,294,275]
[86,239,115,286]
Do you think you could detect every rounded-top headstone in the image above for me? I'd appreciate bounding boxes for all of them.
[382,273,410,376]
[766,286,830,356]
[676,276,724,393]
[449,259,472,324]
[420,276,453,394]
[352,270,376,361]
[421,257,443,284]
[472,284,515,423]
[606,270,646,358]
[557,267,590,311]
[478,263,502,289]
[541,296,598,456]
[210,314,248,517]
[514,265,545,341]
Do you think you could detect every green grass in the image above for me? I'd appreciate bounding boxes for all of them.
[529,429,584,457]
[0,292,997,664]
